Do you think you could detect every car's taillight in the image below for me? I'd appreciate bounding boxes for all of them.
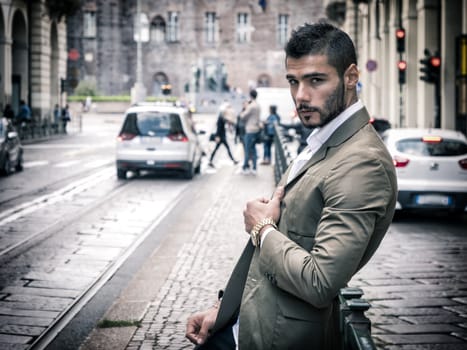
[117,133,136,141]
[422,135,442,143]
[459,158,467,170]
[393,155,409,167]
[167,133,188,142]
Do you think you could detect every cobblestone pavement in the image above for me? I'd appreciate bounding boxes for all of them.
[125,163,275,350]
[350,218,467,349]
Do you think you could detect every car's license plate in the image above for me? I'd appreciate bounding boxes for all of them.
[415,194,452,206]
[146,160,155,165]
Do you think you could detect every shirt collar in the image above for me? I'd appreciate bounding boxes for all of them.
[306,100,364,150]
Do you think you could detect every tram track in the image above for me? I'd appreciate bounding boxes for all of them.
[0,170,191,350]
[0,167,123,262]
[28,184,186,350]
[0,160,114,211]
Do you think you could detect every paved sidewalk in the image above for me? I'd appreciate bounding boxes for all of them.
[80,148,276,350]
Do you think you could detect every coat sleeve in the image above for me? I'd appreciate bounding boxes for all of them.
[259,153,395,308]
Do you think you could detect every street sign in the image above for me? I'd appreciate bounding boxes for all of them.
[366,59,377,72]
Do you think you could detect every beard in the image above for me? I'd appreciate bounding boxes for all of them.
[297,81,346,128]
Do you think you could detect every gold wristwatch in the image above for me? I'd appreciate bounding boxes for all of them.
[250,217,277,247]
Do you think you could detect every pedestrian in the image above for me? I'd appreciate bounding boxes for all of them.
[186,22,397,349]
[239,89,261,175]
[3,104,14,121]
[208,107,239,168]
[61,104,71,133]
[260,105,281,165]
[234,114,245,147]
[16,100,31,126]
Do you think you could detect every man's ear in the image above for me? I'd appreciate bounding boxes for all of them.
[344,64,359,89]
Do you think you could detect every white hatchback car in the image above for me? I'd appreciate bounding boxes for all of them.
[116,102,204,180]
[381,128,467,214]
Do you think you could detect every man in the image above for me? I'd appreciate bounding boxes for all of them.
[186,22,397,349]
[260,105,281,165]
[239,89,261,175]
[16,100,31,125]
[208,105,239,168]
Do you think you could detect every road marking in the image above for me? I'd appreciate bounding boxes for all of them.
[54,160,81,168]
[23,143,113,149]
[23,161,49,168]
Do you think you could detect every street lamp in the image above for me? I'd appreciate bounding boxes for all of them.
[131,0,148,104]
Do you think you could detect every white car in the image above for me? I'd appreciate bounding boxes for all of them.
[381,128,467,214]
[116,102,204,179]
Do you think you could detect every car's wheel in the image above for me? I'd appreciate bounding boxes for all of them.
[2,156,11,176]
[184,163,194,179]
[194,159,201,174]
[117,168,127,179]
[15,151,23,172]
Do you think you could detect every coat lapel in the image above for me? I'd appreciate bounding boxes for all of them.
[284,108,370,190]
[212,241,255,333]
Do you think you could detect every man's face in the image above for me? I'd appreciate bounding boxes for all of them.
[286,54,346,128]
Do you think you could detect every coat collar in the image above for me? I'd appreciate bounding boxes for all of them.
[280,107,371,189]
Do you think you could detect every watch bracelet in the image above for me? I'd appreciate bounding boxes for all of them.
[250,217,277,247]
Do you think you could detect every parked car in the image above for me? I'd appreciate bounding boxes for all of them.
[116,102,204,179]
[381,128,467,214]
[0,118,23,176]
[369,117,391,135]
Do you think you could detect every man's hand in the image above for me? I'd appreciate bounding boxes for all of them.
[186,306,219,345]
[244,186,284,233]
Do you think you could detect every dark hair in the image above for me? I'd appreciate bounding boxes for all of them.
[285,22,357,77]
[249,89,257,99]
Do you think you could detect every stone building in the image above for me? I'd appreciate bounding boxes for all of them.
[0,0,68,121]
[67,0,466,132]
[342,0,466,133]
[67,0,325,108]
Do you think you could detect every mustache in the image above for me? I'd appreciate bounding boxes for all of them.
[297,103,321,113]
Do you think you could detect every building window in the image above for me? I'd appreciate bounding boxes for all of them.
[167,11,179,42]
[151,16,166,43]
[83,11,96,38]
[236,13,250,43]
[277,14,289,46]
[205,12,218,44]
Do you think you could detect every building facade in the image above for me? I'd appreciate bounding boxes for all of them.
[340,0,466,133]
[0,0,68,121]
[67,0,466,133]
[67,0,325,109]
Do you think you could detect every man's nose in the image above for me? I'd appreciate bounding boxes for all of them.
[295,83,310,104]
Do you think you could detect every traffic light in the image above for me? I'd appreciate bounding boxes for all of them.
[60,78,67,94]
[396,28,405,53]
[429,55,441,82]
[419,49,441,84]
[397,60,407,85]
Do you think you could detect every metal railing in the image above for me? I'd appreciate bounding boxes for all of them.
[273,124,294,184]
[14,114,82,142]
[272,125,377,350]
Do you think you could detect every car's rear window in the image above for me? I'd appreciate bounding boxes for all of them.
[395,138,467,156]
[121,112,183,137]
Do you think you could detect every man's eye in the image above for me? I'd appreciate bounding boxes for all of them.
[288,79,298,86]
